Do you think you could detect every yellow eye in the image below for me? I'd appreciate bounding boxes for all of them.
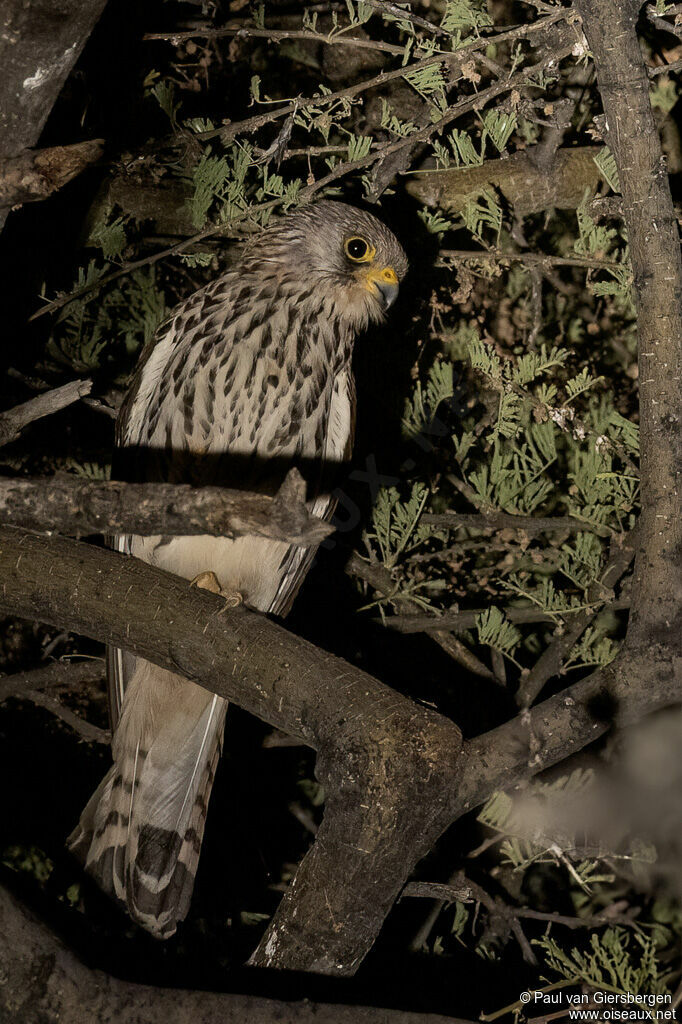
[344,236,373,262]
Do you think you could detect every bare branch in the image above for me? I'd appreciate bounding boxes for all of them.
[0,380,92,448]
[438,248,627,274]
[0,468,333,545]
[0,658,104,703]
[0,0,108,227]
[420,511,615,537]
[0,140,104,208]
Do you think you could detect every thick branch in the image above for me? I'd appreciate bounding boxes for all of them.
[407,147,603,218]
[0,526,678,974]
[0,886,460,1024]
[574,0,682,645]
[0,0,108,225]
[0,525,463,975]
[0,469,333,545]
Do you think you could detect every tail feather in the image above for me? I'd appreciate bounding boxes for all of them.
[68,663,226,938]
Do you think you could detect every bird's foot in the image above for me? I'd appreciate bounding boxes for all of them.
[190,571,243,610]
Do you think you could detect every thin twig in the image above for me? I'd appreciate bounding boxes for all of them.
[0,659,105,703]
[404,872,538,965]
[347,551,497,680]
[439,248,627,272]
[18,688,109,745]
[648,58,682,76]
[420,510,615,537]
[516,528,637,708]
[144,24,408,56]
[381,597,631,635]
[363,0,450,37]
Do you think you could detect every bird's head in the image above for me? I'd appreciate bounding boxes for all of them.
[249,200,408,329]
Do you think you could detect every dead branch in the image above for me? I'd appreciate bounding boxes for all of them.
[0,380,92,448]
[0,468,333,545]
[0,0,108,226]
[407,147,603,219]
[0,140,104,208]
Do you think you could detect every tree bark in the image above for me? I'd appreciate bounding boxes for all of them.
[574,0,682,652]
[1,0,681,989]
[0,140,104,207]
[0,525,679,975]
[0,469,333,545]
[0,0,108,225]
[0,886,463,1024]
[0,379,92,447]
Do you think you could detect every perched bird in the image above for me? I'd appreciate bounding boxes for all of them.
[68,200,407,939]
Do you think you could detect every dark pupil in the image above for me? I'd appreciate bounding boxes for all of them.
[348,238,367,259]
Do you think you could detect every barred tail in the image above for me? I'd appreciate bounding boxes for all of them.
[68,663,226,939]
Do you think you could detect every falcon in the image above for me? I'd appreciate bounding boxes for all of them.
[68,200,407,938]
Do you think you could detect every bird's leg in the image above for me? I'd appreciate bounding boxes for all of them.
[189,571,243,610]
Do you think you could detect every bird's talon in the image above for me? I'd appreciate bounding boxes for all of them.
[190,571,223,595]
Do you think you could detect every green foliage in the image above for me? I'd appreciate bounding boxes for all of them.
[481,109,517,153]
[475,606,521,660]
[48,264,166,373]
[536,929,671,998]
[594,146,621,194]
[404,60,447,98]
[449,128,486,166]
[460,187,503,244]
[402,360,454,439]
[650,74,679,114]
[367,483,434,570]
[441,0,492,35]
[380,99,419,138]
[189,144,253,228]
[3,843,54,883]
[88,214,129,262]
[148,77,181,127]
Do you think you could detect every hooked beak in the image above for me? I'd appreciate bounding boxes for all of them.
[364,265,400,311]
